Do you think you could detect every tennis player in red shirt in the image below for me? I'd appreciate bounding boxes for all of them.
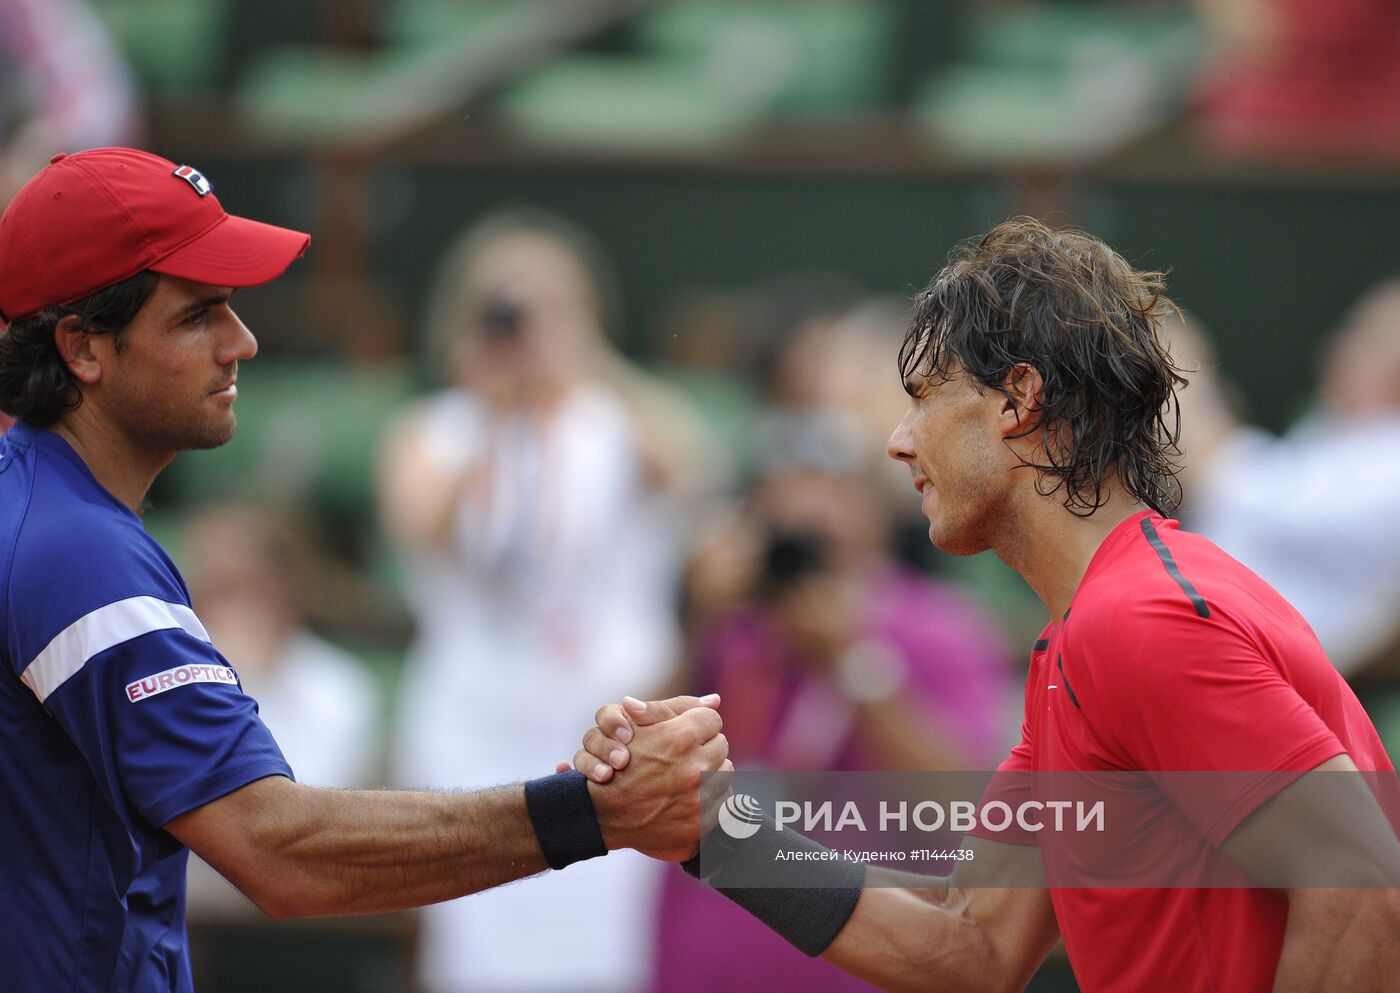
[577,218,1400,992]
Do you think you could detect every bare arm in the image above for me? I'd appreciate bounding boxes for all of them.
[821,840,1059,993]
[1220,754,1400,993]
[168,776,545,919]
[170,701,728,920]
[1271,888,1400,993]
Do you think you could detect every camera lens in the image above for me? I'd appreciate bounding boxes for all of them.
[479,298,524,341]
[760,528,827,597]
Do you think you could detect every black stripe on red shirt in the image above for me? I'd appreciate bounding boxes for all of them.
[1139,518,1211,619]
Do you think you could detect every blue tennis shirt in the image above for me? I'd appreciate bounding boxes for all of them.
[0,421,293,992]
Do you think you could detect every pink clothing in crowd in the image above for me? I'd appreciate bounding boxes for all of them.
[652,566,1017,993]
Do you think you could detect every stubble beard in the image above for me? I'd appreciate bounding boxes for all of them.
[185,407,238,451]
[117,382,239,457]
[926,449,1006,557]
[173,407,237,451]
[928,499,995,557]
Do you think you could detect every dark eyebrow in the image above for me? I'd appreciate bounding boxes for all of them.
[902,375,922,397]
[168,292,233,322]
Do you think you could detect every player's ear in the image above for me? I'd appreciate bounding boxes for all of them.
[998,363,1046,436]
[54,315,105,386]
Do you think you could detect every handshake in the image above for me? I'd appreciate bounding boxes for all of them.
[552,694,732,863]
[543,693,864,965]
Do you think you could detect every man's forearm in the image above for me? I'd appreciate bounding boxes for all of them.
[173,700,725,918]
[823,883,981,993]
[1273,889,1400,993]
[170,776,551,918]
[687,828,1056,993]
[822,877,1053,993]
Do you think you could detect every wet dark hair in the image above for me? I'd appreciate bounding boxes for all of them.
[0,270,160,427]
[900,217,1186,516]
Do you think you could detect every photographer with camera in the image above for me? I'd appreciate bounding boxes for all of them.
[648,404,1018,993]
[377,210,690,993]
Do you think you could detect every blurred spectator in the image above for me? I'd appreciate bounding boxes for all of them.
[682,417,1017,770]
[806,298,920,460]
[180,501,381,916]
[182,501,381,787]
[748,290,932,546]
[1173,285,1400,676]
[0,0,140,198]
[378,209,695,993]
[656,314,1018,993]
[805,297,954,569]
[1195,0,1400,161]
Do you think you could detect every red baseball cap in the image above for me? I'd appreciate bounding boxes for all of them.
[0,147,311,322]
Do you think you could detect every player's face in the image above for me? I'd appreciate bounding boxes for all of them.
[886,364,1009,556]
[99,276,256,455]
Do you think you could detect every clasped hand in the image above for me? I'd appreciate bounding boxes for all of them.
[560,695,733,862]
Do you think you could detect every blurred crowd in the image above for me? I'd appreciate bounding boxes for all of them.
[0,0,138,198]
[5,1,1400,991]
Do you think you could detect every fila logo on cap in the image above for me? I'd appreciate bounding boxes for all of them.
[172,165,213,197]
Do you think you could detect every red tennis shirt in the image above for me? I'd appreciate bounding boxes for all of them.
[986,511,1395,993]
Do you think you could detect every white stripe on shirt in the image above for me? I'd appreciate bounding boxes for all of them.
[19,596,210,703]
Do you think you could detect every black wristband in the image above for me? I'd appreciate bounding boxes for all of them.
[682,818,865,957]
[524,771,608,871]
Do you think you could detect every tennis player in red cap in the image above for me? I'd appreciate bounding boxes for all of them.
[0,148,727,993]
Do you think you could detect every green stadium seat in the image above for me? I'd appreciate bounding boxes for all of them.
[496,55,769,153]
[386,0,517,51]
[495,1,899,154]
[234,46,396,142]
[632,0,898,110]
[913,3,1203,164]
[233,1,518,143]
[88,0,229,93]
